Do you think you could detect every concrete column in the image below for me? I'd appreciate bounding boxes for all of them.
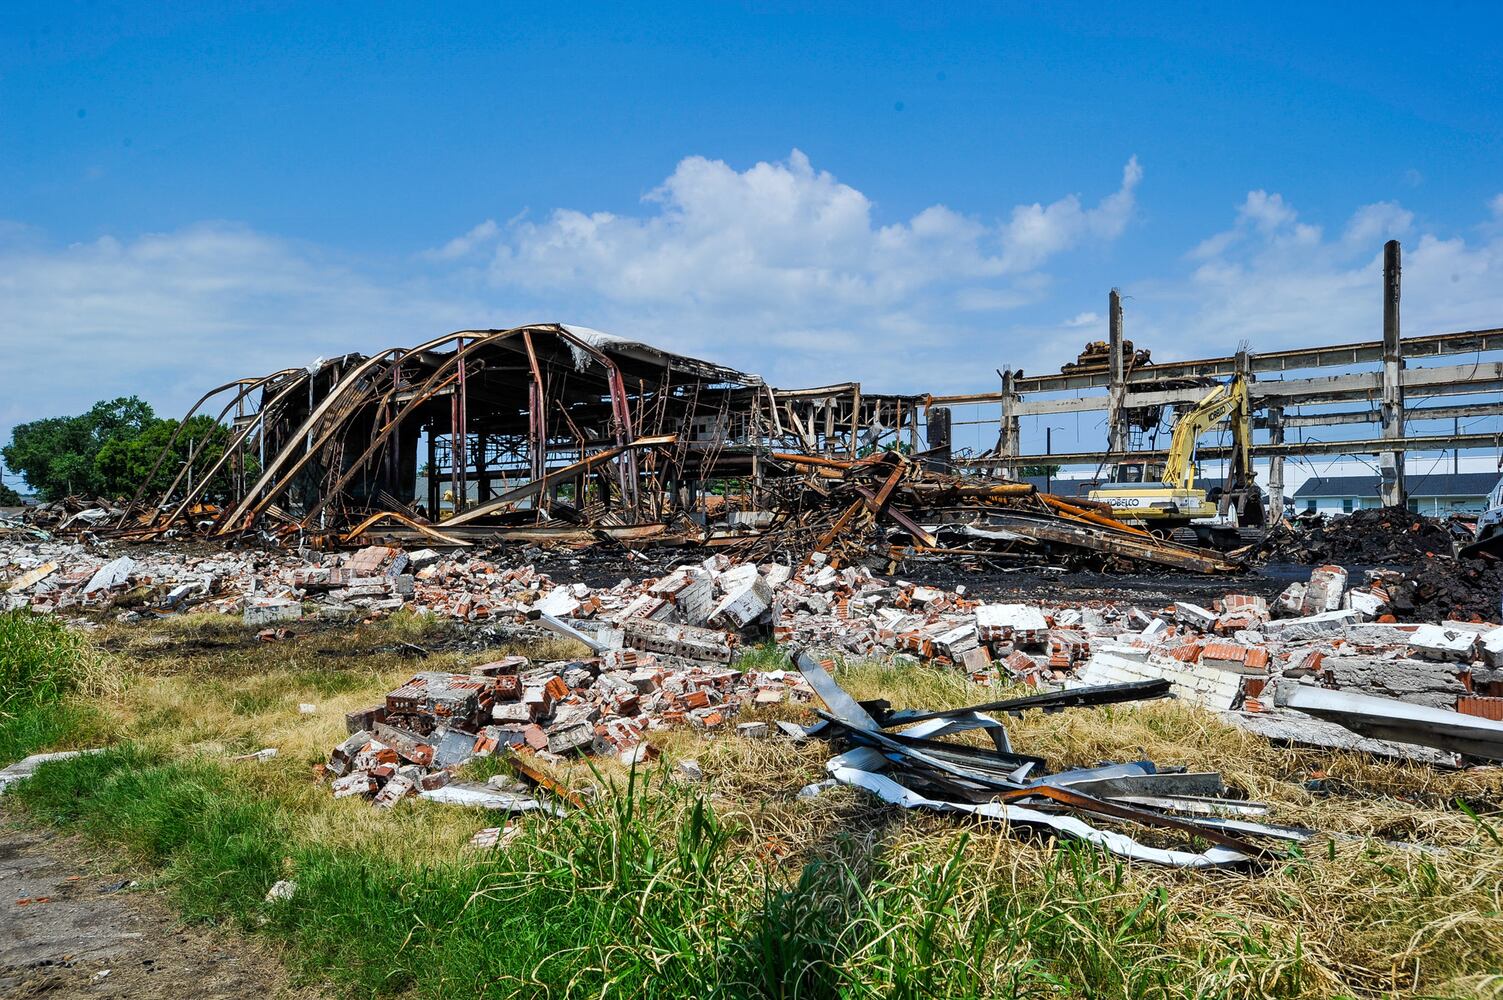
[1267,406,1284,523]
[1380,240,1407,508]
[1000,370,1021,463]
[1107,288,1128,457]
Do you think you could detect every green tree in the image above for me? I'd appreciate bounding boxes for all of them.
[2,397,154,499]
[94,414,239,501]
[2,397,241,502]
[0,481,21,505]
[1019,464,1062,477]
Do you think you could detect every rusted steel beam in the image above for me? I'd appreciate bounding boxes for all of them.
[119,373,290,528]
[442,435,677,528]
[903,482,1036,499]
[147,370,314,535]
[1038,494,1150,537]
[866,460,906,514]
[814,498,867,553]
[299,368,464,528]
[969,511,1237,573]
[769,452,854,470]
[341,510,472,547]
[852,484,939,548]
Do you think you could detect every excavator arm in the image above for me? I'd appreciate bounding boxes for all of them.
[1160,375,1253,493]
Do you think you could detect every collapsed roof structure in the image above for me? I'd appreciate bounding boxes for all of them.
[115,323,927,545]
[59,322,1238,573]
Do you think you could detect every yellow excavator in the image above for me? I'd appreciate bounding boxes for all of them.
[1088,374,1265,546]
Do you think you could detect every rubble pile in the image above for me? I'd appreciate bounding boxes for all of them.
[731,451,1241,575]
[1258,506,1459,565]
[1255,506,1503,628]
[8,528,1503,771]
[1389,554,1503,624]
[323,655,811,809]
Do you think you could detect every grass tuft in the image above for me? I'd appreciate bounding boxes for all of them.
[0,609,112,762]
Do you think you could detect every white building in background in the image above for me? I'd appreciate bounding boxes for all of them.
[1292,472,1500,516]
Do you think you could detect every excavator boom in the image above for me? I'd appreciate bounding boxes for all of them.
[1161,376,1251,492]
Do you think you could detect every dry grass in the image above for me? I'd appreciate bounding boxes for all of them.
[27,614,1503,997]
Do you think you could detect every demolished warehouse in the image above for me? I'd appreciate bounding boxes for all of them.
[31,323,1239,575]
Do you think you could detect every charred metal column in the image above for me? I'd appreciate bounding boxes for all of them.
[475,431,489,504]
[1266,406,1285,523]
[925,405,951,472]
[1107,288,1128,457]
[1380,240,1407,508]
[849,384,861,457]
[451,343,468,514]
[521,330,549,515]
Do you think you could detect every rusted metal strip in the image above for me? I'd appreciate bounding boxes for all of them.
[1039,493,1151,537]
[341,511,472,547]
[994,784,1280,860]
[852,485,938,548]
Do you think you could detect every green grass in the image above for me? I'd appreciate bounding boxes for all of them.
[13,746,1301,1000]
[0,609,108,762]
[6,613,1503,998]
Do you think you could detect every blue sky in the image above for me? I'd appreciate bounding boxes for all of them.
[3,2,1503,473]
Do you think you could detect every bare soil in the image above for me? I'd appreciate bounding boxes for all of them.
[0,808,321,1000]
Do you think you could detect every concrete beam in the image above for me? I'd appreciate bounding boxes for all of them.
[1258,401,1503,430]
[966,430,1503,467]
[1008,361,1503,417]
[945,326,1503,397]
[1107,289,1127,454]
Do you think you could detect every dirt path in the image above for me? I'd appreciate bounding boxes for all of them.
[1,810,322,1000]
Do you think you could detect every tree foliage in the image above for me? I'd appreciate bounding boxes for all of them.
[2,397,239,502]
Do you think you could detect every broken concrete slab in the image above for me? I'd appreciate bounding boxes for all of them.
[1262,609,1361,641]
[243,598,303,627]
[1407,624,1479,663]
[0,750,104,795]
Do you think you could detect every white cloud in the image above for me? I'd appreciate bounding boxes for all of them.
[10,153,1500,470]
[0,223,479,442]
[425,219,500,260]
[0,153,1145,450]
[1343,201,1413,247]
[474,149,1141,384]
[1133,191,1503,361]
[998,156,1142,274]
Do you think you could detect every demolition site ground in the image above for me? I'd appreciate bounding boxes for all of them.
[3,593,1503,999]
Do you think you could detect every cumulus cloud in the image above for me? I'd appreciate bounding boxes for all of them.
[425,219,500,260]
[1134,192,1503,360]
[490,150,1140,306]
[14,151,1498,468]
[468,149,1142,385]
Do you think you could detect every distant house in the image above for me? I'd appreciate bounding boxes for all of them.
[1293,472,1500,516]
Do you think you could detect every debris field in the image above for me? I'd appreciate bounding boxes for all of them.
[7,506,1503,869]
